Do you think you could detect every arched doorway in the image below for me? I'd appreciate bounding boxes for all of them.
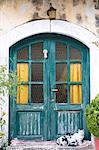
[10,33,90,141]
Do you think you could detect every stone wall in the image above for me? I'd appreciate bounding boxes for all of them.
[0,0,99,37]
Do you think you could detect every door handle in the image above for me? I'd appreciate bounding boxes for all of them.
[51,88,58,92]
[43,49,48,59]
[49,99,55,102]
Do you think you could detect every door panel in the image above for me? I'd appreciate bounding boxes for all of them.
[10,42,47,140]
[56,110,82,135]
[17,111,43,138]
[49,41,88,140]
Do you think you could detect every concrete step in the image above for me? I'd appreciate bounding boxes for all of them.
[6,141,95,150]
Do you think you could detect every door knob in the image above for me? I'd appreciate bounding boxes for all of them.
[51,88,58,92]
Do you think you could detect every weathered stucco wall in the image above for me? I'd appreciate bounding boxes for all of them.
[0,0,99,37]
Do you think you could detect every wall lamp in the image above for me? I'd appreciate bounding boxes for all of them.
[47,3,56,20]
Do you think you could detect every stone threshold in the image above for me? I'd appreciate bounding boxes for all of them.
[6,140,95,150]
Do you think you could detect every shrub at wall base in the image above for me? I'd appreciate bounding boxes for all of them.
[86,94,99,150]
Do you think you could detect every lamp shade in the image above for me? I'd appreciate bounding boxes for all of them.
[47,3,56,20]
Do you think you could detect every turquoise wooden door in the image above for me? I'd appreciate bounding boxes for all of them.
[9,34,90,140]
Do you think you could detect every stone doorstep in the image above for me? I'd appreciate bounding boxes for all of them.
[6,145,95,150]
[6,141,95,150]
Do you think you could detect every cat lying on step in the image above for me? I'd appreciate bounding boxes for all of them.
[57,129,84,146]
[57,135,69,146]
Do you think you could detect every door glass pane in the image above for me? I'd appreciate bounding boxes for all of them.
[31,63,43,81]
[70,47,81,60]
[70,63,82,82]
[17,47,28,60]
[56,63,67,81]
[56,43,67,60]
[17,85,28,104]
[31,84,43,103]
[70,85,82,104]
[31,43,43,60]
[17,63,28,82]
[56,84,68,103]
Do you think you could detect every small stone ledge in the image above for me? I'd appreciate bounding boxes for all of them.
[6,141,95,150]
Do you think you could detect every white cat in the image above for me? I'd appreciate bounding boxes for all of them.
[67,129,84,146]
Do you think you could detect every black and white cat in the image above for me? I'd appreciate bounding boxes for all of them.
[57,135,69,146]
[57,129,84,146]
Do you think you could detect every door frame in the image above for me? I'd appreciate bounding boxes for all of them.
[9,33,90,140]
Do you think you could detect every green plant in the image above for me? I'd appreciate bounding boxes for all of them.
[0,65,19,140]
[0,65,19,96]
[85,94,99,138]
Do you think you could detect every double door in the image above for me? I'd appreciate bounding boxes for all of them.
[10,35,90,140]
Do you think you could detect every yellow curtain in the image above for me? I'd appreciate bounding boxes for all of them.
[70,63,81,82]
[70,63,82,104]
[16,85,28,104]
[16,63,28,104]
[17,63,28,82]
